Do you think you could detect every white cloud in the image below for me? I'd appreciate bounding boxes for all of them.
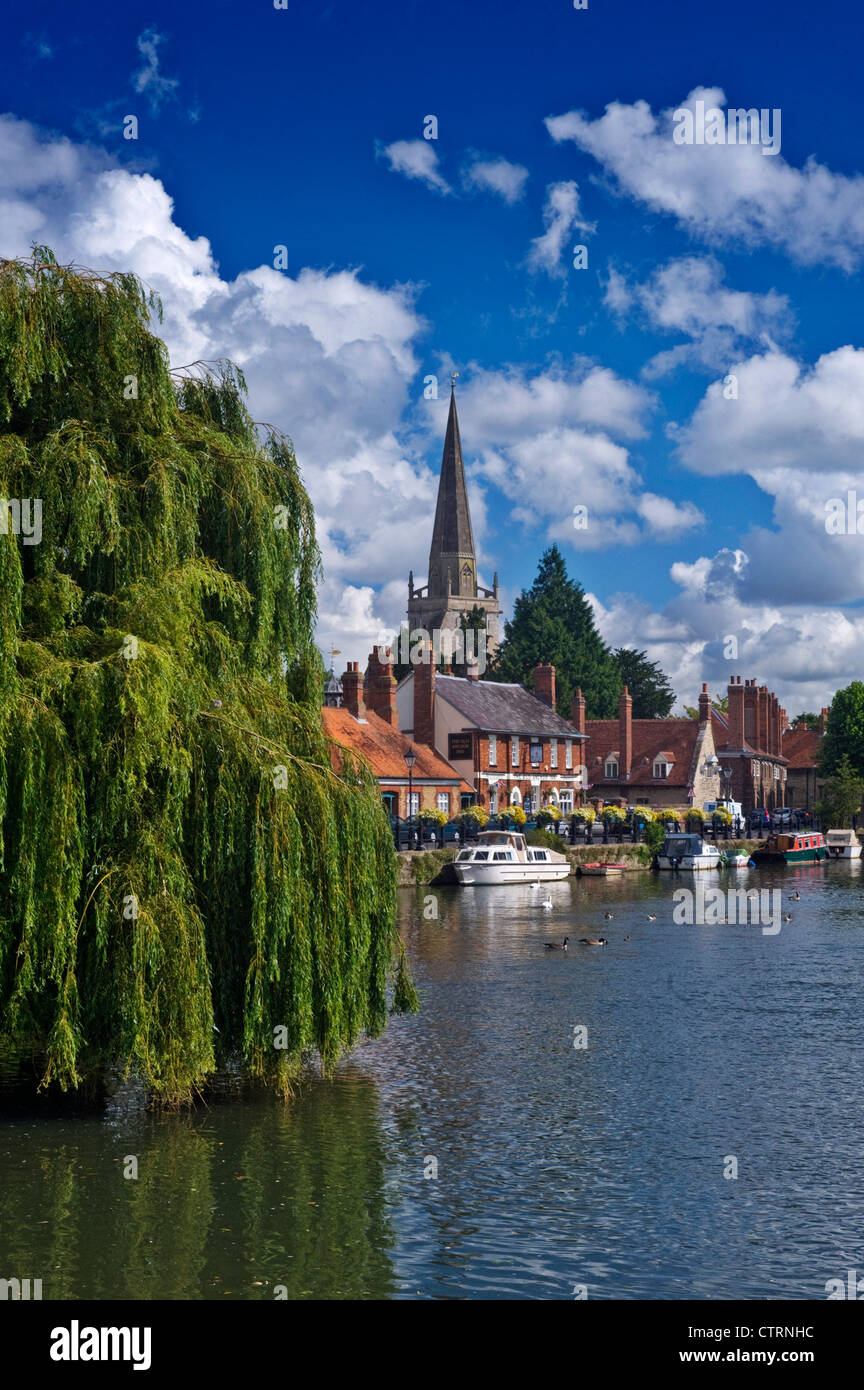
[461,154,529,204]
[528,180,594,277]
[375,138,451,194]
[132,28,180,114]
[605,256,792,376]
[547,86,864,270]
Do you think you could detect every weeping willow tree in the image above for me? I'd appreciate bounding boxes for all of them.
[0,248,417,1104]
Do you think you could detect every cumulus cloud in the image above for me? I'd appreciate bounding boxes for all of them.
[605,256,793,376]
[527,181,595,277]
[547,87,864,270]
[426,360,703,550]
[375,138,451,194]
[461,154,529,204]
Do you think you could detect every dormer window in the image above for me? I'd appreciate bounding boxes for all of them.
[653,757,670,780]
[605,756,619,779]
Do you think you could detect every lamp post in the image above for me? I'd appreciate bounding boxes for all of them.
[404,746,417,850]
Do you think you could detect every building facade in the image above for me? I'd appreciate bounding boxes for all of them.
[710,676,787,812]
[396,659,587,815]
[583,683,722,810]
[781,710,827,811]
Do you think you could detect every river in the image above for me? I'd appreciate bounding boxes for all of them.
[2,862,863,1300]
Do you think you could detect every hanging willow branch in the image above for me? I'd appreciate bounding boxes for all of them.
[0,247,417,1104]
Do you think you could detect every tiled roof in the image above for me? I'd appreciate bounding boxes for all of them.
[711,707,786,761]
[781,727,822,769]
[585,718,699,786]
[435,675,584,737]
[322,706,471,788]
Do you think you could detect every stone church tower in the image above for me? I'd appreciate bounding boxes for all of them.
[406,381,501,655]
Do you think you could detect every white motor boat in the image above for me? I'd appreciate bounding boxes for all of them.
[825,828,862,859]
[453,830,571,884]
[656,832,721,871]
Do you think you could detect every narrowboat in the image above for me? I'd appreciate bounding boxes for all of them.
[825,828,862,860]
[656,833,721,871]
[752,831,829,864]
[452,830,571,884]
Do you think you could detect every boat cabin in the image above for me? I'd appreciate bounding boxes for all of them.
[661,834,705,858]
[826,829,859,850]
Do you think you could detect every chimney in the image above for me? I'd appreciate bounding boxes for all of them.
[727,675,744,749]
[414,651,436,747]
[758,685,769,754]
[618,684,632,780]
[365,647,398,728]
[533,662,556,709]
[819,707,829,734]
[571,687,586,737]
[341,662,365,720]
[698,682,711,724]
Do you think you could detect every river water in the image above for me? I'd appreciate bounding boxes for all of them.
[2,863,864,1300]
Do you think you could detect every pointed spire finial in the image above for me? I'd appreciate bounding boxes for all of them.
[450,371,459,391]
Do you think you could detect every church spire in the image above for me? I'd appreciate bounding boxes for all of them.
[427,378,476,599]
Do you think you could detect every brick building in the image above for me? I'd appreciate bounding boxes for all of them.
[322,652,470,820]
[582,683,722,809]
[396,660,587,815]
[709,676,787,812]
[781,709,828,811]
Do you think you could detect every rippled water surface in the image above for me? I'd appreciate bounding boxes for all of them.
[3,862,864,1299]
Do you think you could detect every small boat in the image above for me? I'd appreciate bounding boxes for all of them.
[825,828,862,860]
[453,830,570,884]
[752,831,829,865]
[580,862,627,876]
[723,852,753,867]
[656,833,721,871]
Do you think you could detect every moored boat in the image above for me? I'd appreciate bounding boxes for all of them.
[580,862,627,876]
[752,831,828,864]
[825,828,862,860]
[656,833,721,871]
[453,830,571,884]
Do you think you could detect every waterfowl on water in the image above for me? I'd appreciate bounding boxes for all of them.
[623,935,630,941]
[544,937,569,950]
[604,912,614,920]
[580,937,607,947]
[783,913,793,922]
[647,914,657,921]
[540,896,553,911]
[791,892,801,901]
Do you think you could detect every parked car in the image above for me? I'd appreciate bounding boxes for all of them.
[771,807,792,827]
[748,809,770,829]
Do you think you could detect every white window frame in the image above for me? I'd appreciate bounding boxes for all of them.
[550,737,558,769]
[605,756,619,779]
[565,739,572,770]
[488,734,497,767]
[437,792,450,814]
[559,790,573,814]
[407,792,420,818]
[512,736,519,767]
[653,758,669,780]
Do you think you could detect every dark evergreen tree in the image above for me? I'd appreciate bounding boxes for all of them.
[611,648,675,718]
[490,545,620,718]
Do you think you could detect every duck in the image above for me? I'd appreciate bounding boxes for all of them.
[604,911,614,920]
[580,937,607,947]
[623,935,630,941]
[646,914,657,921]
[783,913,793,922]
[540,896,553,911]
[544,936,569,950]
[791,891,801,901]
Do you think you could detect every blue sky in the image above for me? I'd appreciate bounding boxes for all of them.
[4,0,864,711]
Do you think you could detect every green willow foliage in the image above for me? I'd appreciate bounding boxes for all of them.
[0,249,417,1104]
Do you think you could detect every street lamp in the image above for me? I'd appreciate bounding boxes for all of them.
[404,746,417,849]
